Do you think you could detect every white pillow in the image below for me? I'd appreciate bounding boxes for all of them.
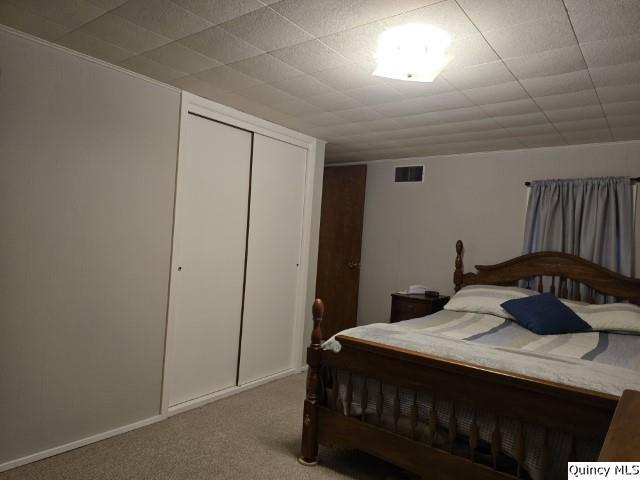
[444,285,539,320]
[561,300,640,334]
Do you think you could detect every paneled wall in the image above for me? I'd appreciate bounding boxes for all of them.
[357,141,640,325]
[0,28,180,463]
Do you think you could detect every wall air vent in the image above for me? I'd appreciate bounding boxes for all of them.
[394,165,424,183]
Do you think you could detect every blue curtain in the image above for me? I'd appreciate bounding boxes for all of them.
[522,177,634,278]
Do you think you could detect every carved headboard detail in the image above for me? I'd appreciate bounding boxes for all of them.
[453,240,640,305]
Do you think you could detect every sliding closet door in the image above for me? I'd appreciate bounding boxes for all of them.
[168,113,251,407]
[238,134,307,385]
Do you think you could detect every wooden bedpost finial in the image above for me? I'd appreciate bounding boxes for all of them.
[299,298,324,466]
[311,298,324,347]
[454,240,464,292]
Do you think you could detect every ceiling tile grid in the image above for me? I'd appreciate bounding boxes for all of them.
[1,0,640,162]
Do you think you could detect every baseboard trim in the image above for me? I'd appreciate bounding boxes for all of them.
[0,414,165,473]
[167,368,298,416]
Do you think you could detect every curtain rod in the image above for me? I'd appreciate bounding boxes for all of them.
[525,177,640,186]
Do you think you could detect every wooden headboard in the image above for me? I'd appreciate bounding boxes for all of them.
[453,240,640,305]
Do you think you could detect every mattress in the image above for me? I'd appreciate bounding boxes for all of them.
[399,309,640,372]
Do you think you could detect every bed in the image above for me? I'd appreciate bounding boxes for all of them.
[299,241,640,479]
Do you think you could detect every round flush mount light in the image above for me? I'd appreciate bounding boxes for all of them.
[373,24,453,82]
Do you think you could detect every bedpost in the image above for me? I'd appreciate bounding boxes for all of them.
[299,298,324,466]
[454,240,464,292]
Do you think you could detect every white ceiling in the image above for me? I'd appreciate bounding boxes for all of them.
[2,0,640,163]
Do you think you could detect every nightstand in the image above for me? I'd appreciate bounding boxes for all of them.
[390,293,450,323]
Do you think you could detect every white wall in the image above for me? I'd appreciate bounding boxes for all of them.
[302,142,325,361]
[358,141,640,326]
[0,28,180,465]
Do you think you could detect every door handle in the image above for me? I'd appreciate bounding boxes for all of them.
[347,261,361,270]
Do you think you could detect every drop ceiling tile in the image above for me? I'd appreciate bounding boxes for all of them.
[381,1,478,40]
[565,0,640,43]
[319,21,386,67]
[56,30,135,63]
[554,117,609,132]
[333,107,385,122]
[85,0,128,7]
[171,0,264,26]
[221,7,312,51]
[229,53,303,83]
[78,13,172,54]
[310,123,369,138]
[481,98,541,117]
[482,14,576,60]
[4,0,106,30]
[596,83,640,103]
[392,106,487,128]
[306,91,362,111]
[544,104,604,122]
[179,26,263,64]
[534,89,600,110]
[504,45,587,79]
[491,112,549,127]
[232,83,296,104]
[456,0,565,32]
[505,123,557,137]
[0,2,69,40]
[270,40,349,74]
[144,42,221,73]
[170,75,227,98]
[606,114,640,128]
[520,70,593,97]
[516,133,566,147]
[424,118,503,136]
[445,34,500,71]
[611,126,640,141]
[269,75,334,98]
[194,65,263,91]
[270,98,322,116]
[590,61,640,88]
[443,61,515,90]
[356,118,404,132]
[562,128,612,143]
[343,84,403,105]
[312,64,382,91]
[118,54,186,81]
[602,101,640,116]
[374,91,473,117]
[580,34,640,69]
[112,0,212,40]
[270,0,439,37]
[383,77,454,98]
[299,111,346,126]
[462,81,529,105]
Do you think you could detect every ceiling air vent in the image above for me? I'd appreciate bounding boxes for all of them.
[394,165,424,183]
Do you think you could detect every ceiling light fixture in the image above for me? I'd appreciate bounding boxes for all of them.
[373,24,453,82]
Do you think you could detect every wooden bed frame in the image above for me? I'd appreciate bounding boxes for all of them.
[299,240,640,478]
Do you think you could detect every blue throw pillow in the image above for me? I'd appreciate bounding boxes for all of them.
[500,293,592,335]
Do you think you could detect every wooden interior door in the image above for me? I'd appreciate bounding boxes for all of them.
[315,165,367,339]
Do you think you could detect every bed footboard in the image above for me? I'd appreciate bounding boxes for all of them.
[300,298,622,479]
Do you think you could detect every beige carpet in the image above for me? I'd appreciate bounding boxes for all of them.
[1,373,413,480]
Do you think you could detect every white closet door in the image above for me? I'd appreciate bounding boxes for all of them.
[168,113,251,407]
[238,134,307,385]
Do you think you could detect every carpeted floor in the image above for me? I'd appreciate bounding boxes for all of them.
[1,373,414,480]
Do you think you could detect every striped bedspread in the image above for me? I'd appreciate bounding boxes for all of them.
[399,309,640,372]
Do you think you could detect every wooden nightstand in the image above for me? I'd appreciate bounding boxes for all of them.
[390,293,450,323]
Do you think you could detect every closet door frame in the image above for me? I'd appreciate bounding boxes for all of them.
[161,92,323,416]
